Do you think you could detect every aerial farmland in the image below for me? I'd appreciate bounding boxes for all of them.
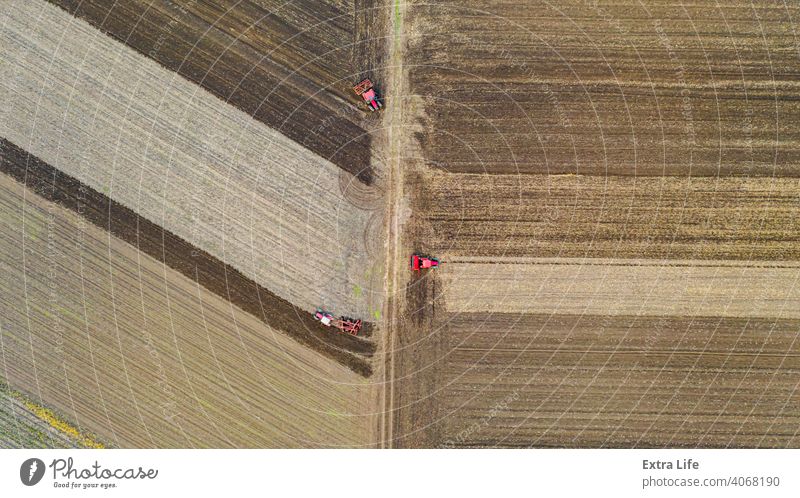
[1,0,799,451]
[1,0,385,448]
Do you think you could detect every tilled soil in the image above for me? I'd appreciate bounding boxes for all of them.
[388,242,447,447]
[407,0,800,177]
[419,173,800,260]
[1,385,79,448]
[436,312,800,447]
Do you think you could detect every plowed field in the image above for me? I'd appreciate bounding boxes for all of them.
[1,0,384,322]
[407,0,800,177]
[388,0,800,448]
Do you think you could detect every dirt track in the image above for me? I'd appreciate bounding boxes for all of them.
[1,0,384,321]
[47,0,379,183]
[0,172,376,447]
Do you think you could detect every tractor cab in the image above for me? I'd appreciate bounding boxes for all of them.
[411,254,440,271]
[314,309,333,326]
[314,308,362,335]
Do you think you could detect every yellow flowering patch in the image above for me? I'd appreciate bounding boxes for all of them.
[7,387,105,449]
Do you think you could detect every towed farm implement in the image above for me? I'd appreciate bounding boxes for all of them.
[314,309,363,336]
[353,79,382,111]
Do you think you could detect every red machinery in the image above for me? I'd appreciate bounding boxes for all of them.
[314,309,363,336]
[410,254,440,271]
[353,79,382,111]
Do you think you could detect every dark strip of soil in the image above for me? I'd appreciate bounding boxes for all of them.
[47,0,375,184]
[0,138,374,376]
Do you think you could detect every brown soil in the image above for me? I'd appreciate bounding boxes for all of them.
[436,312,800,447]
[442,258,800,319]
[420,173,800,260]
[407,1,800,177]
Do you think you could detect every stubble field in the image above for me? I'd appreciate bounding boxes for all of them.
[0,172,376,447]
[407,0,800,177]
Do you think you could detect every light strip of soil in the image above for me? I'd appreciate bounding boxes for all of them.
[442,258,800,319]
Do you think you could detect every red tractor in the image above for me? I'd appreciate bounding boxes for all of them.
[314,308,363,336]
[353,79,382,111]
[411,254,440,271]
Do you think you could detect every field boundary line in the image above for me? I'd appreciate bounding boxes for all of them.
[379,0,408,449]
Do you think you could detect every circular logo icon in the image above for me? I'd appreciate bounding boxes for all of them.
[20,458,45,486]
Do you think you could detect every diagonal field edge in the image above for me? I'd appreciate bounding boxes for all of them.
[0,138,375,377]
[46,0,375,184]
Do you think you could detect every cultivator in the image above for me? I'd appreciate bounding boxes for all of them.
[314,309,363,336]
[353,78,382,111]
